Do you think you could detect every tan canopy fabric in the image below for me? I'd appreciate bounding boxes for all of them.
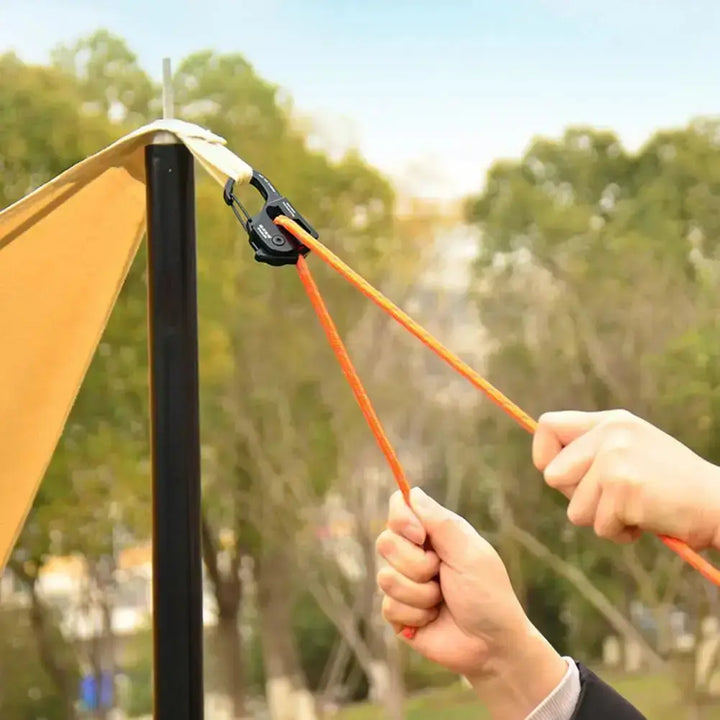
[0,119,252,569]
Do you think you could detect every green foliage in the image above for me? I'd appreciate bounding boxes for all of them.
[402,655,457,693]
[464,121,720,659]
[0,52,112,207]
[14,23,720,718]
[2,29,408,717]
[4,26,399,568]
[1,45,150,574]
[51,29,159,125]
[120,629,154,717]
[293,592,342,691]
[0,606,79,720]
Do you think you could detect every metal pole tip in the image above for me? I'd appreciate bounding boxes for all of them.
[162,58,174,120]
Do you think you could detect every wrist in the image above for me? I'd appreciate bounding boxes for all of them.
[465,623,567,720]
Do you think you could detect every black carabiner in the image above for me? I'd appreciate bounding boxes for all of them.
[224,171,318,267]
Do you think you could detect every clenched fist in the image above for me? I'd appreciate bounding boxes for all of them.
[534,410,720,549]
[376,489,567,719]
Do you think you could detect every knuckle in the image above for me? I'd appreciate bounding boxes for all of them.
[622,486,648,527]
[600,412,644,448]
[412,563,434,584]
[598,450,637,491]
[607,409,636,426]
[593,520,614,540]
[381,595,396,622]
[566,505,580,525]
[600,428,635,457]
[544,471,565,490]
[421,552,441,580]
[600,409,642,433]
[425,581,442,607]
[376,567,395,594]
[375,530,396,558]
[567,504,590,527]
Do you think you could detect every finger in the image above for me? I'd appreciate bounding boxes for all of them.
[388,490,427,546]
[382,595,439,629]
[533,422,564,472]
[409,488,492,567]
[377,567,442,609]
[565,465,602,527]
[593,489,629,542]
[537,411,618,447]
[543,426,604,498]
[376,530,440,583]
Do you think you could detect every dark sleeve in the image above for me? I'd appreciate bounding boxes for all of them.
[570,663,647,720]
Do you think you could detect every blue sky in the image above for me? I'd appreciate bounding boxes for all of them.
[3,0,720,198]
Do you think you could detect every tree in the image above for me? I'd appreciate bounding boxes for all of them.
[0,51,149,719]
[0,53,112,208]
[173,48,415,720]
[0,600,79,720]
[51,29,158,125]
[464,123,720,706]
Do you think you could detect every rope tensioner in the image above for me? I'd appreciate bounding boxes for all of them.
[223,173,316,266]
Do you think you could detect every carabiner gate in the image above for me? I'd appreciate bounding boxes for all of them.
[224,171,319,267]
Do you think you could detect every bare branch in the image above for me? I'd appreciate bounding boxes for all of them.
[507,523,666,669]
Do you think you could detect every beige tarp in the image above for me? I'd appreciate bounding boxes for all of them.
[0,119,252,569]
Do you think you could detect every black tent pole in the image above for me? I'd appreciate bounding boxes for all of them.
[145,59,204,720]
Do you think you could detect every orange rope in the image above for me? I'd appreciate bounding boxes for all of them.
[279,216,720,611]
[295,255,416,638]
[276,216,536,434]
[660,535,720,585]
[296,255,411,504]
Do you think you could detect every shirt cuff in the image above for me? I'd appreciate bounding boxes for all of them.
[525,656,581,720]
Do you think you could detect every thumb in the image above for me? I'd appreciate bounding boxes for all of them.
[410,488,481,563]
[534,411,610,471]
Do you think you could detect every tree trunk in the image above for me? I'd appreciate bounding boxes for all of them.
[91,560,116,720]
[84,570,107,720]
[216,612,247,719]
[90,632,107,720]
[494,482,527,606]
[28,585,78,720]
[653,604,673,656]
[359,530,404,720]
[363,619,404,719]
[319,637,352,706]
[373,627,405,720]
[257,548,318,720]
[202,515,247,718]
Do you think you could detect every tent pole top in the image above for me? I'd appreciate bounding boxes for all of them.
[162,58,174,120]
[153,58,177,145]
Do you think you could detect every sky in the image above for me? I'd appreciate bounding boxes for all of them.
[2,0,720,199]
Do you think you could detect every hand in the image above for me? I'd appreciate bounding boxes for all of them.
[534,409,720,549]
[376,489,567,718]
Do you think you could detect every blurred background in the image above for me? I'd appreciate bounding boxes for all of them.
[4,1,720,718]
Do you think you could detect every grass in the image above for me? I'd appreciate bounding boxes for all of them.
[335,668,720,720]
[336,684,486,720]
